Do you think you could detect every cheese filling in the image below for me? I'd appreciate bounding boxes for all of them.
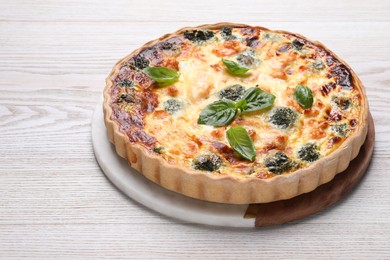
[112,27,362,179]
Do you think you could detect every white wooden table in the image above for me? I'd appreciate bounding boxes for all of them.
[1,0,389,258]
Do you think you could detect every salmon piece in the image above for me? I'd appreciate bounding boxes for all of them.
[270,71,288,80]
[194,51,207,61]
[210,63,223,72]
[152,110,170,120]
[211,127,225,139]
[275,135,288,150]
[310,128,326,139]
[247,129,257,141]
[212,40,246,57]
[164,58,179,70]
[306,119,328,139]
[167,85,178,97]
[183,141,199,158]
[304,108,320,117]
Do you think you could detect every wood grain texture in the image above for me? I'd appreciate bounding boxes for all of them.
[0,0,389,259]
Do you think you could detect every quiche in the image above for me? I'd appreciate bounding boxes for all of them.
[103,23,368,204]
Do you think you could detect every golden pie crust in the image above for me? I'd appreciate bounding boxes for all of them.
[103,23,368,204]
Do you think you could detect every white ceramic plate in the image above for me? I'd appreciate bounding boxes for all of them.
[92,100,253,227]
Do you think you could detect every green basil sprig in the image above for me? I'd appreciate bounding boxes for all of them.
[198,87,275,126]
[143,66,179,87]
[226,126,256,161]
[197,100,237,126]
[234,99,247,111]
[222,58,249,76]
[242,87,276,112]
[293,85,313,109]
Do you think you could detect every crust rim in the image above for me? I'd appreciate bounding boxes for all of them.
[103,23,369,204]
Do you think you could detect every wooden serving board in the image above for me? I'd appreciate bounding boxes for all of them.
[245,113,375,227]
[92,99,374,228]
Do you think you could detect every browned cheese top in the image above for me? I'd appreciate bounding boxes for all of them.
[108,25,364,179]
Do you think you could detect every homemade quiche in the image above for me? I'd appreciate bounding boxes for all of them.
[103,23,368,204]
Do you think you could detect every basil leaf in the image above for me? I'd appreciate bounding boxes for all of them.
[222,58,249,76]
[292,39,304,51]
[234,99,247,111]
[294,85,313,109]
[226,126,256,161]
[198,100,237,126]
[143,66,179,87]
[242,87,275,112]
[311,60,325,70]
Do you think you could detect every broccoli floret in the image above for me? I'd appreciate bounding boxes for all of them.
[127,54,149,70]
[117,93,136,103]
[262,32,275,41]
[262,33,271,39]
[237,54,255,67]
[117,79,134,88]
[184,30,214,42]
[265,152,296,174]
[331,123,348,137]
[332,95,352,110]
[132,55,149,70]
[311,60,326,70]
[153,146,165,154]
[161,42,173,50]
[163,99,183,115]
[297,143,320,162]
[220,27,235,40]
[292,39,304,51]
[159,40,181,53]
[192,153,222,172]
[270,107,298,129]
[218,84,245,101]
